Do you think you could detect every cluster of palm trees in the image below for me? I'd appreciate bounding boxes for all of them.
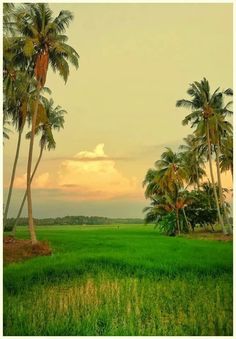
[143,78,233,235]
[3,3,79,244]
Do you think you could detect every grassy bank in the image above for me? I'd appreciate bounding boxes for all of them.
[4,225,233,335]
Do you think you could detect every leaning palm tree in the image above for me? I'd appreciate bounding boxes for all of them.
[3,23,50,230]
[3,67,49,230]
[10,4,79,243]
[3,69,35,228]
[176,78,232,234]
[13,98,66,232]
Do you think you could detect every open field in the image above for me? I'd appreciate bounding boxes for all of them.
[4,225,233,336]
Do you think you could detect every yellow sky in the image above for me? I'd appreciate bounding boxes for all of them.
[3,3,233,218]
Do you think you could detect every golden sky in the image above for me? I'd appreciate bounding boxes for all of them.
[4,3,233,218]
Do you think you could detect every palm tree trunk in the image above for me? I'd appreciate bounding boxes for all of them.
[206,121,225,233]
[176,209,180,235]
[3,128,23,230]
[13,143,44,235]
[215,143,231,234]
[182,207,191,232]
[26,84,40,244]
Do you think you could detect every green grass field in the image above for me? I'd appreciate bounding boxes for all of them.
[4,225,233,336]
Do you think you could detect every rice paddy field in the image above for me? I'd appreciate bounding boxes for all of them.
[3,224,233,336]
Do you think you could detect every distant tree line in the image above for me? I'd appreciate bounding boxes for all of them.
[5,216,144,230]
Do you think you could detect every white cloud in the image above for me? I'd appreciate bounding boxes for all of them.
[58,144,141,200]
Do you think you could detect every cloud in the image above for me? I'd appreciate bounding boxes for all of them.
[57,144,141,200]
[14,144,143,201]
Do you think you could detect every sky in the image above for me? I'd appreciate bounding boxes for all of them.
[3,3,233,218]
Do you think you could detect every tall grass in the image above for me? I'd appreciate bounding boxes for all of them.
[4,225,233,335]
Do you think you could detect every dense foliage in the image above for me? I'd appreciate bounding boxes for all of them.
[143,78,233,235]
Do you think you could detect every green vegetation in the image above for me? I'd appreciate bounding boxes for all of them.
[3,3,79,242]
[5,216,144,230]
[3,4,233,337]
[143,78,233,236]
[4,225,233,336]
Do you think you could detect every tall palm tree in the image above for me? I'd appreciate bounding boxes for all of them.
[3,69,34,228]
[194,94,233,233]
[3,67,48,230]
[10,4,79,243]
[3,17,50,230]
[176,78,232,234]
[13,98,66,232]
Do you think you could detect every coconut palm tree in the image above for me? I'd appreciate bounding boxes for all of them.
[13,98,66,233]
[194,96,233,233]
[3,16,50,230]
[176,78,232,234]
[220,135,233,179]
[3,67,49,230]
[10,3,79,243]
[143,148,190,234]
[154,147,187,193]
[143,168,161,199]
[3,69,34,228]
[179,134,206,190]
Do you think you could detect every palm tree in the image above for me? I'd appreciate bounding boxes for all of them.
[3,66,49,230]
[154,148,187,193]
[13,98,66,233]
[195,95,233,233]
[143,168,161,199]
[220,135,233,179]
[143,148,189,234]
[3,69,34,228]
[179,135,206,190]
[10,3,79,243]
[3,3,16,35]
[3,17,50,230]
[176,78,232,234]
